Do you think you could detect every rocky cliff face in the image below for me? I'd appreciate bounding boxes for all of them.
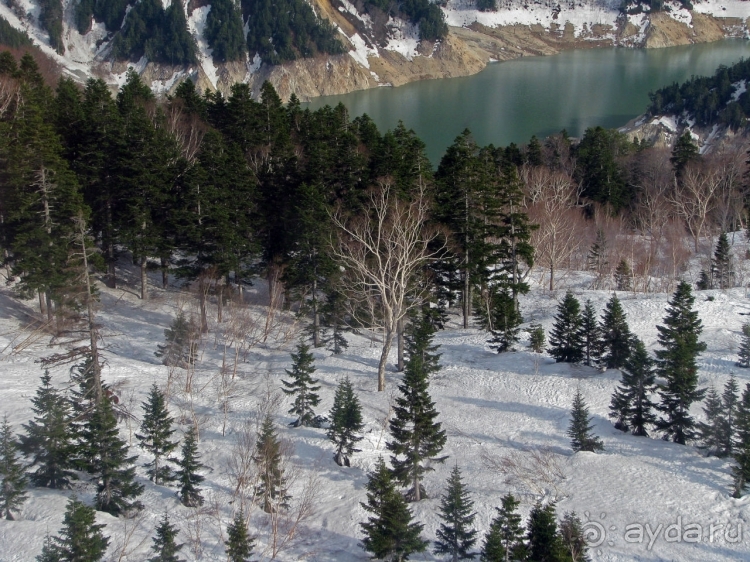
[0,0,747,100]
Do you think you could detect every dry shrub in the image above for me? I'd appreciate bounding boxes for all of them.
[481,446,567,502]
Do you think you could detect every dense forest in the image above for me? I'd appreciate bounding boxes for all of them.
[0,16,32,49]
[648,57,750,130]
[365,0,448,41]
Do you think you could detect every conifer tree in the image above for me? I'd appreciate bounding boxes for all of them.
[487,289,523,353]
[155,312,197,367]
[670,132,699,178]
[526,502,565,562]
[568,390,603,453]
[548,292,584,364]
[281,342,321,427]
[698,386,724,456]
[226,508,255,562]
[528,324,546,354]
[711,232,734,289]
[732,383,750,497]
[360,457,428,561]
[614,259,632,292]
[559,512,589,562]
[720,376,739,457]
[19,372,76,489]
[737,324,750,368]
[253,414,289,513]
[580,300,601,368]
[655,281,707,445]
[480,493,526,562]
[387,313,447,501]
[81,394,144,515]
[600,294,632,370]
[137,384,178,484]
[0,416,27,520]
[609,338,657,437]
[176,426,205,507]
[327,376,364,467]
[37,496,109,562]
[148,514,184,562]
[587,228,608,277]
[434,465,477,561]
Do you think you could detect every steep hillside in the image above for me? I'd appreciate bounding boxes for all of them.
[0,0,747,99]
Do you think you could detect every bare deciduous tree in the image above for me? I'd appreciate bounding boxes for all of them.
[523,168,584,291]
[670,163,722,252]
[330,181,445,391]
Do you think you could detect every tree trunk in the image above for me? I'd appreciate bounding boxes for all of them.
[397,317,405,372]
[140,255,148,301]
[38,290,46,317]
[199,279,208,334]
[45,292,53,324]
[161,256,169,289]
[549,262,555,291]
[312,278,321,348]
[106,200,116,289]
[463,266,470,329]
[377,329,395,392]
[217,278,224,323]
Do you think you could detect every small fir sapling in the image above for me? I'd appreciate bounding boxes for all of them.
[19,372,76,489]
[176,426,205,507]
[480,493,527,562]
[327,376,364,467]
[360,457,428,561]
[568,389,604,453]
[433,465,477,561]
[226,508,255,562]
[281,342,322,427]
[137,383,178,484]
[548,291,585,364]
[148,514,184,562]
[0,416,28,520]
[528,324,545,353]
[36,496,109,562]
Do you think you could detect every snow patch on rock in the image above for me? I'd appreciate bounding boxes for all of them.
[187,5,218,88]
[385,17,420,60]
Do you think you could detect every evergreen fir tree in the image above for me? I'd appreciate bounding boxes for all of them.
[655,281,707,445]
[37,496,109,562]
[148,513,184,562]
[698,386,724,456]
[558,512,589,562]
[609,338,657,437]
[387,313,447,501]
[480,493,527,562]
[670,132,699,179]
[137,384,178,485]
[487,289,523,353]
[327,376,364,467]
[176,426,205,507]
[580,300,602,368]
[81,394,144,515]
[360,457,428,561]
[600,294,632,370]
[587,228,608,277]
[719,375,739,457]
[226,508,255,562]
[281,342,321,427]
[528,324,546,354]
[548,291,584,364]
[614,260,632,292]
[253,414,289,513]
[711,232,734,289]
[526,502,565,562]
[696,269,711,291]
[732,383,750,497]
[0,416,27,520]
[155,312,196,367]
[434,465,477,561]
[568,390,603,453]
[738,324,750,368]
[19,372,76,489]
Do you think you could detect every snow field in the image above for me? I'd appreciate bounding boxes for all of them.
[2,239,750,559]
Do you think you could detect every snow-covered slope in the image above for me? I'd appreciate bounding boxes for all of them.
[0,0,747,99]
[2,235,750,560]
